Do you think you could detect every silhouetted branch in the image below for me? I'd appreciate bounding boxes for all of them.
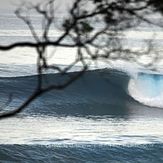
[0,0,162,118]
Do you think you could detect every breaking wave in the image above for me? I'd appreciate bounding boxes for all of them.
[128,72,163,108]
[0,68,163,116]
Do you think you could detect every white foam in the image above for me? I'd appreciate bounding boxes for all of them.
[128,74,163,108]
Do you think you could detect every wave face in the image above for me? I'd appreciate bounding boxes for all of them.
[0,69,133,116]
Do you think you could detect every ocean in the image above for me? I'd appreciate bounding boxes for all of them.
[0,7,163,163]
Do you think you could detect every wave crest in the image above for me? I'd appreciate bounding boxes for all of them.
[128,72,163,108]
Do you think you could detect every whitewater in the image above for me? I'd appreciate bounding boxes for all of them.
[1,8,163,163]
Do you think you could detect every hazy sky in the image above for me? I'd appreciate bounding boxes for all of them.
[0,0,11,8]
[0,0,44,9]
[0,0,72,9]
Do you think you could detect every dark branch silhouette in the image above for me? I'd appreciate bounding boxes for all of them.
[0,0,162,119]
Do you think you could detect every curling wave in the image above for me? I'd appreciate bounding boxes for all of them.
[0,68,162,116]
[128,72,163,108]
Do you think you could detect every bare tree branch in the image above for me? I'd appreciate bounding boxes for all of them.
[0,0,162,118]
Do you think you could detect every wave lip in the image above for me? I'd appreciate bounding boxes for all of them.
[128,72,163,108]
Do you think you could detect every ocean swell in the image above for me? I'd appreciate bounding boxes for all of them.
[0,69,133,116]
[0,68,163,116]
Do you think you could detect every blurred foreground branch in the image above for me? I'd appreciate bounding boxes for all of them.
[0,0,162,118]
